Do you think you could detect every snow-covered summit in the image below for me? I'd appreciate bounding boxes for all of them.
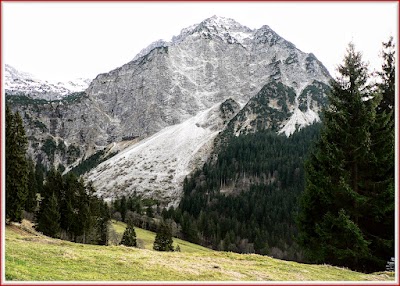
[5,64,91,100]
[133,16,256,62]
[195,15,253,35]
[194,15,254,45]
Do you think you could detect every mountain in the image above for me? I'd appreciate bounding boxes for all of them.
[5,64,91,100]
[6,16,331,205]
[86,15,330,139]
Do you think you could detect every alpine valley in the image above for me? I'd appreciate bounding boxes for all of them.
[6,16,332,259]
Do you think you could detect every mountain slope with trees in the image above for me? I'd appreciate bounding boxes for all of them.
[168,124,321,260]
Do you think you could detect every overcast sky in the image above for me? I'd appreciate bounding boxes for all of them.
[2,1,398,82]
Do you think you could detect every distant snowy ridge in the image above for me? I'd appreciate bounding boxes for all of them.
[5,64,91,100]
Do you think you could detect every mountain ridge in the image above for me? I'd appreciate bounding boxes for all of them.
[6,15,332,205]
[5,64,91,100]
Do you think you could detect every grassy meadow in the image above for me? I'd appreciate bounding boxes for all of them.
[4,221,395,282]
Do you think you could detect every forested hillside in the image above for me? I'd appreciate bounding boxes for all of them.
[165,124,321,260]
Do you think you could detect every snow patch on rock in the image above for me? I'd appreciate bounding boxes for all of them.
[278,85,321,137]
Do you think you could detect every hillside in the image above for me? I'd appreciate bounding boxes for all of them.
[5,223,394,282]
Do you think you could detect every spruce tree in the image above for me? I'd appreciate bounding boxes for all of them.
[37,192,61,237]
[377,37,395,112]
[120,222,137,247]
[6,105,28,222]
[35,161,45,196]
[358,37,395,270]
[153,222,174,251]
[98,201,111,245]
[297,43,377,272]
[25,158,38,213]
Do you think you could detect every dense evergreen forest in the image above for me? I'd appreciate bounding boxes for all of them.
[170,125,321,260]
[36,170,110,244]
[110,125,322,260]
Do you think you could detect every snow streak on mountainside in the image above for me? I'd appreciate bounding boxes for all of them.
[87,100,240,205]
[279,107,319,136]
[5,64,91,100]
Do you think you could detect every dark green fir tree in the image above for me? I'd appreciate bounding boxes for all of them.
[376,36,395,112]
[25,158,38,213]
[358,37,396,270]
[297,43,385,272]
[6,105,28,222]
[98,201,111,245]
[37,192,61,237]
[153,222,174,251]
[120,222,137,247]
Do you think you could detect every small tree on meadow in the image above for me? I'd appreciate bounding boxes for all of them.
[153,221,174,251]
[120,222,137,247]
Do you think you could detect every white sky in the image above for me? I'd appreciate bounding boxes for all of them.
[2,1,398,81]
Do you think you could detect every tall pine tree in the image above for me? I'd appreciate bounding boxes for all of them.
[6,105,28,222]
[297,43,386,272]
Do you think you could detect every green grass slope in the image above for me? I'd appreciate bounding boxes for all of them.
[111,220,211,252]
[5,224,395,282]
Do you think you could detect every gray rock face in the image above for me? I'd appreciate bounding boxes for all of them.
[85,15,330,144]
[7,16,331,201]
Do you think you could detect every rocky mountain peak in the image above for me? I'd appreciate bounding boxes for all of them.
[133,16,254,63]
[199,15,252,33]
